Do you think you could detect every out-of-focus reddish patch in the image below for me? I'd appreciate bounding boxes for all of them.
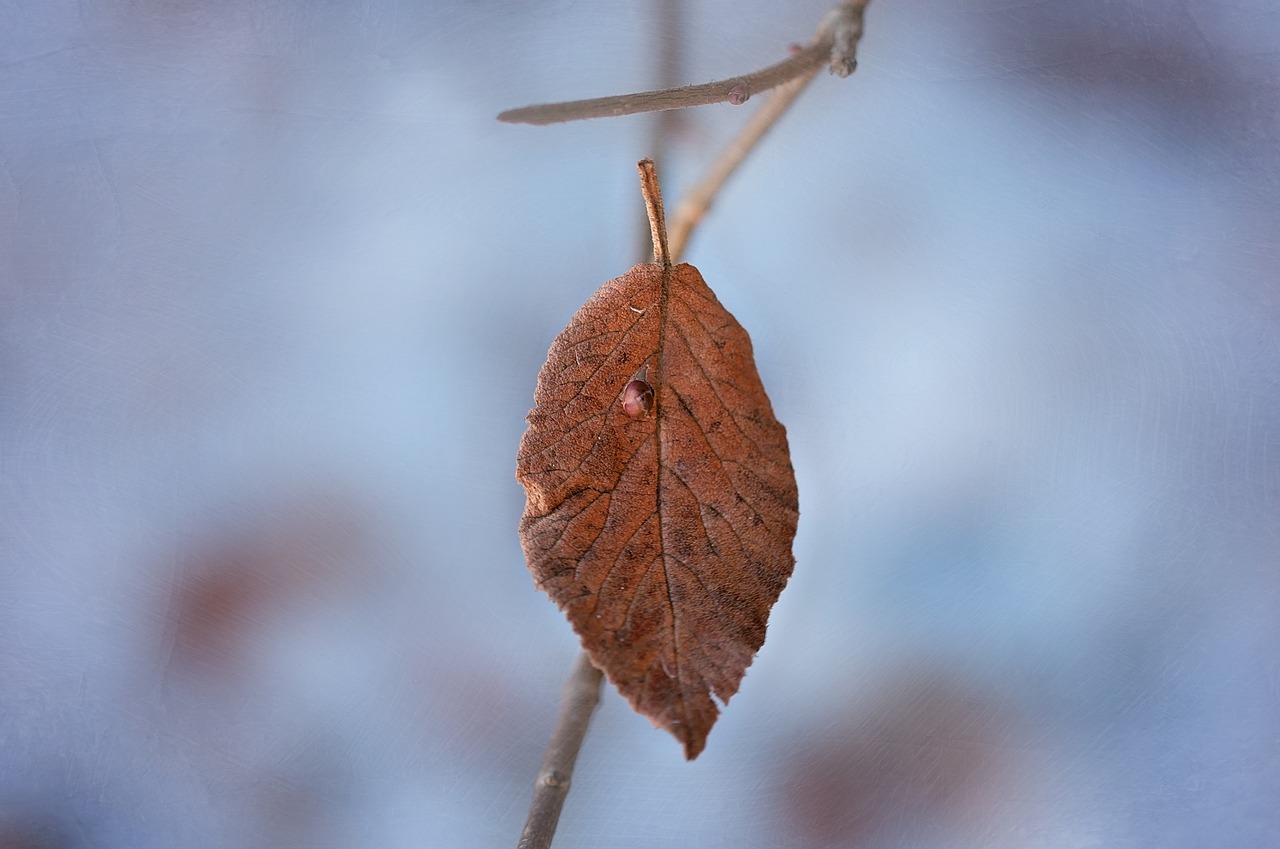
[406,650,549,774]
[0,815,72,849]
[160,487,369,681]
[781,670,1023,847]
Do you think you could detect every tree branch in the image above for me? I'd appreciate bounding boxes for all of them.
[497,1,869,126]
[498,41,828,125]
[508,6,872,848]
[516,652,604,849]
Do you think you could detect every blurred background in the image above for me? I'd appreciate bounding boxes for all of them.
[3,1,1278,847]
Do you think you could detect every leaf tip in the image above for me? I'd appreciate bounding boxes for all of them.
[682,733,708,760]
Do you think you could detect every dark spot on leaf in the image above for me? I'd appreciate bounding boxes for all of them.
[621,379,655,418]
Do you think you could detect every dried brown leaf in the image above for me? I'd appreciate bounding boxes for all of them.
[516,261,798,758]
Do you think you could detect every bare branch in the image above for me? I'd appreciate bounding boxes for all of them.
[497,1,869,126]
[498,41,828,126]
[516,652,604,849]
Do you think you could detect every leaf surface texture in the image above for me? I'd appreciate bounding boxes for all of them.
[517,261,798,759]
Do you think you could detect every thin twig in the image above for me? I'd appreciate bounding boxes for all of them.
[516,652,604,849]
[497,1,869,126]
[498,41,828,125]
[637,160,671,267]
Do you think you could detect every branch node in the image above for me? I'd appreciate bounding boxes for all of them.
[515,653,603,849]
[824,0,868,77]
[536,769,569,789]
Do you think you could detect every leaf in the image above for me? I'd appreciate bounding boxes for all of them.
[516,260,798,759]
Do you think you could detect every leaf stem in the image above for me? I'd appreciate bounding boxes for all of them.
[637,159,671,268]
[516,652,604,849]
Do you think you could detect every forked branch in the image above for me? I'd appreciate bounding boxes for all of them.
[667,71,813,262]
[497,1,869,126]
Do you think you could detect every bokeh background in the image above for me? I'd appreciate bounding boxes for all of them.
[3,1,1278,847]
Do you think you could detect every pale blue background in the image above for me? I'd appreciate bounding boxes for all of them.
[3,1,1278,847]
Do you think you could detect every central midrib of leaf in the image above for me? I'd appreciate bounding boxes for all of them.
[651,260,686,732]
